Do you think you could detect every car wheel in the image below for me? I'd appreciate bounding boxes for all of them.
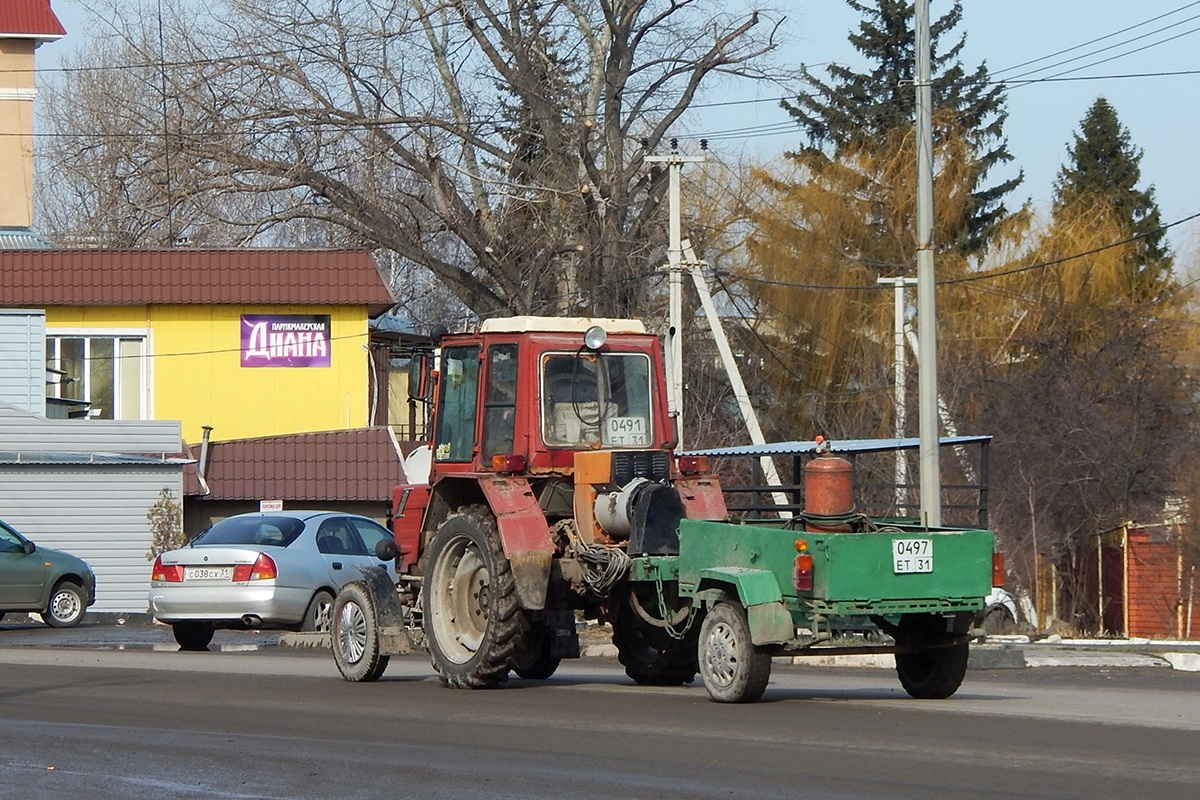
[698,602,772,703]
[423,505,520,689]
[331,582,390,682]
[41,581,86,628]
[302,590,335,633]
[172,621,215,651]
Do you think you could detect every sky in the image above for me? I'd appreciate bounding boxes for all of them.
[34,1,1200,261]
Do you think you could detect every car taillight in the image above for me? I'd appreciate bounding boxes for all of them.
[992,551,1005,587]
[793,538,813,592]
[152,555,184,583]
[233,553,278,582]
[677,455,710,475]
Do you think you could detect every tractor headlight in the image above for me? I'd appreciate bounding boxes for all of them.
[583,325,607,351]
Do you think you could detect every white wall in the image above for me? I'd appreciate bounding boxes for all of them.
[0,465,182,613]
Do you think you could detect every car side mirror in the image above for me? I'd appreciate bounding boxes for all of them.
[374,538,398,562]
[21,540,35,555]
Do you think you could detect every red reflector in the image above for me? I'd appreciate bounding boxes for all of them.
[793,553,814,592]
[992,551,1005,587]
[233,553,277,582]
[151,556,184,583]
[678,455,710,475]
[491,454,527,473]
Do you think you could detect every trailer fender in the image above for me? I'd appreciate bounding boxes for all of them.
[696,567,793,645]
[355,565,413,656]
[479,475,553,610]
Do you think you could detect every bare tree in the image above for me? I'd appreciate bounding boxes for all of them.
[38,0,784,321]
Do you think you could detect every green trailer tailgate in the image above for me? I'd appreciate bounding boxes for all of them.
[809,528,993,614]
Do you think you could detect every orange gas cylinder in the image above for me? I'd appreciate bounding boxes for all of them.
[803,452,854,530]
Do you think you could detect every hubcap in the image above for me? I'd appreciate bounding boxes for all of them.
[431,535,491,664]
[338,601,367,664]
[51,590,80,623]
[704,621,738,687]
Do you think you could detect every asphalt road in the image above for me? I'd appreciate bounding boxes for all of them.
[1,622,1198,800]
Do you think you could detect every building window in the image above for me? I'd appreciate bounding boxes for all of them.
[46,333,148,420]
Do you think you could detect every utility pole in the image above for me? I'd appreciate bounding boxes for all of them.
[647,141,705,447]
[914,0,942,527]
[877,276,917,510]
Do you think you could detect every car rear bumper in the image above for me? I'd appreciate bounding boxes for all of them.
[148,583,310,627]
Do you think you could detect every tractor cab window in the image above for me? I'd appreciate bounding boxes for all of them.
[482,344,518,459]
[541,352,652,448]
[434,345,480,462]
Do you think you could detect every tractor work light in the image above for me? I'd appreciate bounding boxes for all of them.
[583,325,607,350]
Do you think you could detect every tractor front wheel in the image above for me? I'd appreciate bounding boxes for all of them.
[423,506,521,688]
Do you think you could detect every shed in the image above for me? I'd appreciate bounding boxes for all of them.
[0,401,186,613]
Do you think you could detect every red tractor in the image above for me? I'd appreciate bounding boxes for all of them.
[332,316,727,688]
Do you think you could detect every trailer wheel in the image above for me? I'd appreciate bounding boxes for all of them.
[698,602,772,703]
[894,615,969,699]
[332,582,390,682]
[611,588,699,686]
[424,505,521,688]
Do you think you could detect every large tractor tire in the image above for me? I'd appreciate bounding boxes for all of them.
[423,506,522,688]
[331,581,390,682]
[698,602,772,703]
[611,586,700,686]
[894,613,970,699]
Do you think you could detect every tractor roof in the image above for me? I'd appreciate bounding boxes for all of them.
[478,316,647,334]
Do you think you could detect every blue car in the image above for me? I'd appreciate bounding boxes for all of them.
[0,518,97,628]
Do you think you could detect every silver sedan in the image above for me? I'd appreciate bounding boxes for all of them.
[149,511,396,649]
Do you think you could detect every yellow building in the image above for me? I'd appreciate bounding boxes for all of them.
[0,248,396,443]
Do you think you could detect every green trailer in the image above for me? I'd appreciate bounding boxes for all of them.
[626,518,995,702]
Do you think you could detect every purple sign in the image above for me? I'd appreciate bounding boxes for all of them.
[240,315,331,368]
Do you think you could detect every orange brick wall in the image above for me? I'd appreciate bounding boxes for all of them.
[1125,528,1200,639]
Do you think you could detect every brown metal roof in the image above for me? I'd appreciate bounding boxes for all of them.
[0,0,65,38]
[0,249,394,313]
[185,428,413,502]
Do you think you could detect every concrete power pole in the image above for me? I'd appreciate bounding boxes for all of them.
[914,0,942,527]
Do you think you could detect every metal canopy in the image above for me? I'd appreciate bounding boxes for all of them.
[681,435,991,458]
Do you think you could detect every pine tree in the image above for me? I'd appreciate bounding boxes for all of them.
[784,0,1019,253]
[1053,96,1172,296]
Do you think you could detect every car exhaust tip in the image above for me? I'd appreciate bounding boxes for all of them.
[241,614,263,628]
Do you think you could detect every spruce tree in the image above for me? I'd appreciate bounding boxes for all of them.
[784,0,1019,253]
[1053,96,1172,294]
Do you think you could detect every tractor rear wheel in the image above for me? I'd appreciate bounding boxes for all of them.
[511,617,562,680]
[611,587,699,686]
[424,505,521,688]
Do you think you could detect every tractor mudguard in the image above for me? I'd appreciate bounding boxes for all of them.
[697,567,793,645]
[479,475,553,610]
[356,565,413,656]
[675,476,728,521]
